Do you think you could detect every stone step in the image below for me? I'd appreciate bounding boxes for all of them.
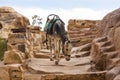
[100,40,112,47]
[34,52,50,58]
[79,43,91,52]
[25,57,91,74]
[107,58,120,70]
[94,36,108,43]
[104,51,118,59]
[74,51,90,58]
[71,43,91,54]
[39,49,50,54]
[24,71,106,80]
[34,49,50,58]
[101,44,116,52]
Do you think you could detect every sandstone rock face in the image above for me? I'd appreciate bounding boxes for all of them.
[98,8,120,80]
[114,75,120,80]
[100,8,120,56]
[0,64,23,80]
[4,49,25,64]
[40,31,47,49]
[28,26,42,54]
[0,6,30,38]
[90,36,120,71]
[0,66,10,80]
[100,8,120,37]
[106,66,120,80]
[7,28,35,59]
[8,64,24,80]
[68,19,101,47]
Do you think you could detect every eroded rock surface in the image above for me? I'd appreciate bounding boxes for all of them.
[0,6,30,38]
[90,36,120,71]
[4,49,25,64]
[0,66,10,80]
[68,19,101,47]
[98,8,120,80]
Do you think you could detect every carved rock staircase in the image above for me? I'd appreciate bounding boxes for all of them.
[91,36,120,71]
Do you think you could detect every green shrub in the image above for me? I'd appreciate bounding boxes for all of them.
[0,38,7,60]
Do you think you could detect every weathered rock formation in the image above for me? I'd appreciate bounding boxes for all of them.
[90,36,120,71]
[99,8,120,56]
[67,8,120,80]
[4,49,25,64]
[90,8,120,80]
[2,6,120,80]
[0,6,30,38]
[0,66,10,80]
[2,26,37,65]
[0,64,24,80]
[28,26,42,54]
[68,19,101,47]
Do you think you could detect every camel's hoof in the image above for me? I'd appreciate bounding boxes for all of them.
[55,61,59,65]
[50,57,54,61]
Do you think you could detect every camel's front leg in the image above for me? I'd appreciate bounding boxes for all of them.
[54,38,61,65]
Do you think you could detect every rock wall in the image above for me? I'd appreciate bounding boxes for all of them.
[0,6,30,38]
[28,26,42,54]
[99,8,120,56]
[90,36,120,71]
[0,64,24,80]
[68,19,101,47]
[90,8,120,80]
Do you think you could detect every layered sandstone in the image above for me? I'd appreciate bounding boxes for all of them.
[0,64,24,80]
[68,19,101,47]
[100,8,120,56]
[0,6,30,38]
[90,8,120,80]
[90,36,120,71]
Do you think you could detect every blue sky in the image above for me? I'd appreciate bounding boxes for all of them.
[0,0,120,29]
[0,0,120,10]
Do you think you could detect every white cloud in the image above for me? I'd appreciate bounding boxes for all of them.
[14,7,112,30]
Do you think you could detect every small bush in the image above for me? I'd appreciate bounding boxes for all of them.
[0,38,7,60]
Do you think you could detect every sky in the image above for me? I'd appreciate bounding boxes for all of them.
[0,0,120,29]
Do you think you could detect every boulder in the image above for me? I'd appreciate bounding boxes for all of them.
[4,49,25,64]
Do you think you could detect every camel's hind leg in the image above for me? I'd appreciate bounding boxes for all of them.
[48,36,55,61]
